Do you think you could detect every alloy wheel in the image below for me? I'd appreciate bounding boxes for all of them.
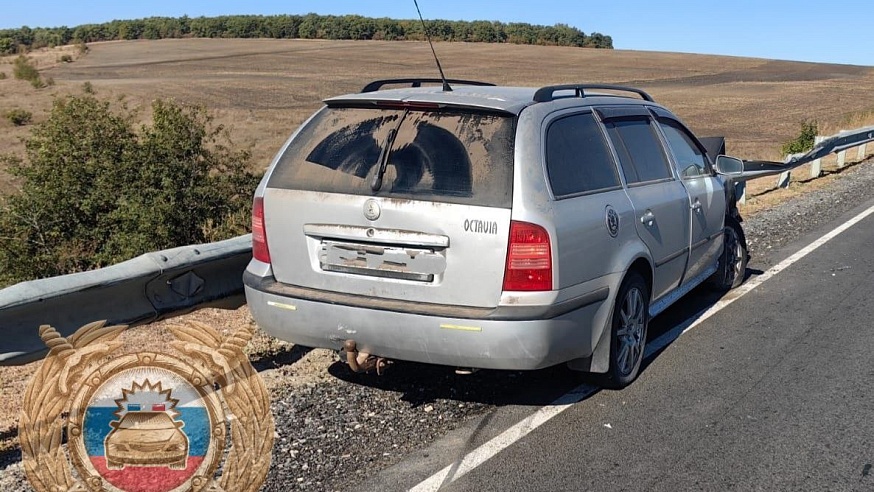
[616,287,646,377]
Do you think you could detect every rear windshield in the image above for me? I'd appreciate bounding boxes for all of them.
[267,107,515,208]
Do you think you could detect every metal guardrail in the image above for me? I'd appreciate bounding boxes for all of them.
[734,125,874,203]
[0,234,252,365]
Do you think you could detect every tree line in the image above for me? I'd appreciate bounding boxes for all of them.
[0,13,613,54]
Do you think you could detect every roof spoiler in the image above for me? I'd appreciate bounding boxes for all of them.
[361,78,495,93]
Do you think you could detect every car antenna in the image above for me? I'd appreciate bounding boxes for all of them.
[413,0,452,92]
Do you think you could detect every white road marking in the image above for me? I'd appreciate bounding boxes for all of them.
[679,202,874,336]
[409,384,599,492]
[409,202,874,491]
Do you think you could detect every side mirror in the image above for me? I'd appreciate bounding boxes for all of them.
[714,155,743,176]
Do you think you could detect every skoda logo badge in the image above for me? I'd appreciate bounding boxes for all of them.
[364,199,381,221]
[606,206,620,238]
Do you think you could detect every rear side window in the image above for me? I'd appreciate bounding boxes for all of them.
[268,107,516,208]
[546,113,620,197]
[604,118,673,184]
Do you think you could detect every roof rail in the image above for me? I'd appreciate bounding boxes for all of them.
[533,84,654,103]
[361,78,495,93]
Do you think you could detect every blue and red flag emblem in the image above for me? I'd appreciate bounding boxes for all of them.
[82,369,214,492]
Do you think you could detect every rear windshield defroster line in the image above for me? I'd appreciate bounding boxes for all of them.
[267,106,516,208]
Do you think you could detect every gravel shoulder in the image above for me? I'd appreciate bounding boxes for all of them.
[741,160,874,265]
[1,158,872,491]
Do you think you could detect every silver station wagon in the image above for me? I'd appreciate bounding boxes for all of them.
[244,78,748,387]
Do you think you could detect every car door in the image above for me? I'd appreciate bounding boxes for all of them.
[598,107,690,301]
[654,114,725,284]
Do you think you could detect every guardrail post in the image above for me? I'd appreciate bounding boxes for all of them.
[810,135,825,178]
[776,170,791,189]
[858,143,867,161]
[837,129,847,168]
[837,149,847,168]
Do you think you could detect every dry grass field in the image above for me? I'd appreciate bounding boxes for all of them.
[1,38,873,198]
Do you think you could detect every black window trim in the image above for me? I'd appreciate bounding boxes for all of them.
[543,109,624,200]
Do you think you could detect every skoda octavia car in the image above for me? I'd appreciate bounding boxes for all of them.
[244,78,748,387]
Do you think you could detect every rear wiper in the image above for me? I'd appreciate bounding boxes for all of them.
[370,127,398,192]
[371,110,410,192]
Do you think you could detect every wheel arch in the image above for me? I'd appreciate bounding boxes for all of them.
[627,257,653,302]
[724,214,748,252]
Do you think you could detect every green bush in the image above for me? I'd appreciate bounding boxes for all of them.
[0,95,262,286]
[82,81,94,94]
[59,54,73,63]
[12,55,40,83]
[0,72,7,80]
[782,120,818,156]
[5,108,32,126]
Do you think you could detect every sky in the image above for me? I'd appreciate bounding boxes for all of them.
[0,0,870,66]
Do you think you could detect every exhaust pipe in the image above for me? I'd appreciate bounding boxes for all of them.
[343,340,391,375]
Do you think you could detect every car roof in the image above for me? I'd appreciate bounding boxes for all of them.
[324,83,659,115]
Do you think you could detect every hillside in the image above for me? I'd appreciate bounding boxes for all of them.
[1,38,873,195]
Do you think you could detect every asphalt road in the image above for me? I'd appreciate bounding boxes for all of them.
[361,198,874,492]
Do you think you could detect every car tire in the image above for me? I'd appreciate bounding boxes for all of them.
[708,218,748,291]
[604,271,649,388]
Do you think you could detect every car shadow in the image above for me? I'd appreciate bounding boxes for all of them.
[249,343,313,372]
[317,267,759,408]
[327,358,583,408]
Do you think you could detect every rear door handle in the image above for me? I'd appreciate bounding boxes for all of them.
[640,210,655,226]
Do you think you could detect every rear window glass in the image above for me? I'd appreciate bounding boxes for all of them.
[546,113,620,197]
[268,107,516,208]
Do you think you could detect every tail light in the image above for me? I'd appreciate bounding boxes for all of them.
[252,196,271,264]
[502,221,552,291]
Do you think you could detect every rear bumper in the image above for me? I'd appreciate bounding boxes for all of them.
[243,271,613,370]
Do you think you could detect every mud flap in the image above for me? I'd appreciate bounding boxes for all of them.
[566,312,613,374]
